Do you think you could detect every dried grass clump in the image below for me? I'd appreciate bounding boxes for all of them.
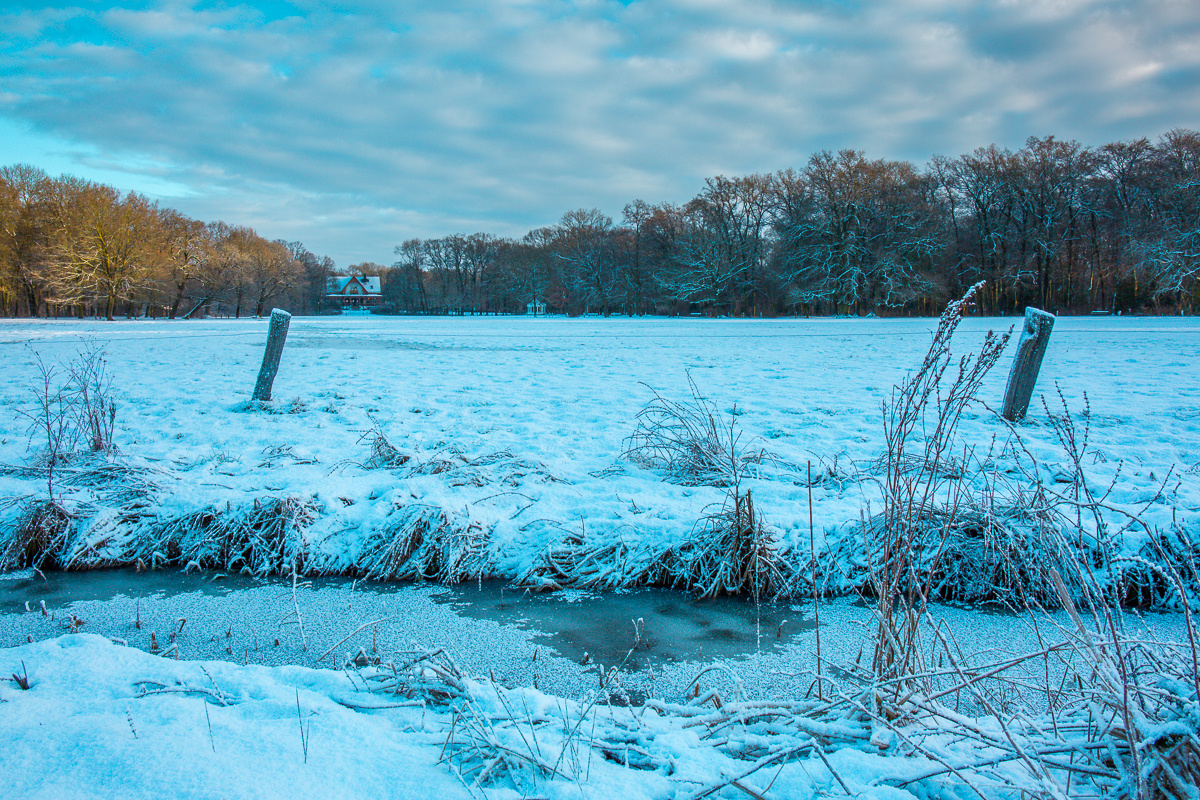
[653,490,789,599]
[1114,527,1200,609]
[515,493,792,599]
[358,415,412,469]
[623,375,761,487]
[355,648,574,792]
[0,458,157,510]
[0,500,74,570]
[357,504,489,583]
[346,418,556,488]
[354,647,470,703]
[257,444,318,468]
[513,525,643,593]
[142,496,319,574]
[837,577,1200,800]
[409,449,556,488]
[841,504,1070,607]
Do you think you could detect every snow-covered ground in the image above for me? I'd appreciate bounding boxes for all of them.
[1,314,1198,798]
[0,632,940,800]
[1,314,1196,578]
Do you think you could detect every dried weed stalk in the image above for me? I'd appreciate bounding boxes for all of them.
[869,281,1011,697]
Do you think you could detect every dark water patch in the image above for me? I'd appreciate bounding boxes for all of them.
[433,581,813,670]
[0,571,814,671]
[0,568,263,613]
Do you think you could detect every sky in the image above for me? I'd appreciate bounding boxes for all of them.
[2,0,1199,268]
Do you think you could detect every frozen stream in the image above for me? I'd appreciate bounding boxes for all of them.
[0,569,1192,704]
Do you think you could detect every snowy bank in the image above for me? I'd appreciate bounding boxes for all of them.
[0,314,1196,606]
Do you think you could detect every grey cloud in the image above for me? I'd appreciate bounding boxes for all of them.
[1,0,1197,265]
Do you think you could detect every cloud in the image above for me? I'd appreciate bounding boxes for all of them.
[1,0,1197,265]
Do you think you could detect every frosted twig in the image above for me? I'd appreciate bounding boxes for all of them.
[315,618,388,664]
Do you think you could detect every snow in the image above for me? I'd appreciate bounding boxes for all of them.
[0,313,1197,798]
[0,633,945,800]
[1,314,1196,578]
[0,635,475,800]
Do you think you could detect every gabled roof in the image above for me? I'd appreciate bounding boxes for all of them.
[326,276,382,295]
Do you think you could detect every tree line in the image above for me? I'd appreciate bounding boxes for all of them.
[3,128,1197,320]
[386,130,1200,317]
[0,164,339,319]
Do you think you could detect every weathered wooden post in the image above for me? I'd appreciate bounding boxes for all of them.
[1001,307,1055,421]
[252,308,291,402]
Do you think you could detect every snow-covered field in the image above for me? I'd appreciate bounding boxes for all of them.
[1,313,1198,799]
[1,313,1196,579]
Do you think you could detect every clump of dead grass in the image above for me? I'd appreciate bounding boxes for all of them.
[352,504,489,583]
[358,415,412,469]
[0,500,74,570]
[341,417,556,488]
[623,374,763,487]
[652,489,789,599]
[140,496,320,575]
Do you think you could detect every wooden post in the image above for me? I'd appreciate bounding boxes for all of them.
[1001,307,1055,421]
[252,308,292,402]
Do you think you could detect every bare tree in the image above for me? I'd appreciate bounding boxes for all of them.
[777,151,937,312]
[1140,129,1200,306]
[51,183,166,320]
[551,209,617,315]
[1010,136,1096,311]
[0,164,58,316]
[250,239,303,317]
[159,209,208,319]
[668,175,776,314]
[183,222,252,318]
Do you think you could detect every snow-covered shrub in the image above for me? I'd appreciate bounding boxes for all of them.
[21,351,81,501]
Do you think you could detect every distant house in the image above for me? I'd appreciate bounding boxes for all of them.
[526,300,547,316]
[326,276,383,310]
